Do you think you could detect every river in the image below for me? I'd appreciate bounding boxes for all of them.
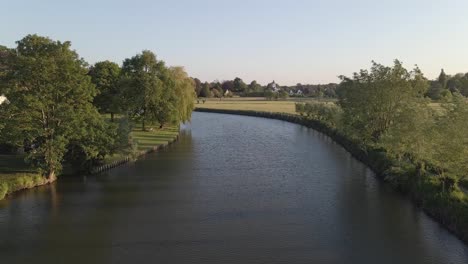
[1,112,467,263]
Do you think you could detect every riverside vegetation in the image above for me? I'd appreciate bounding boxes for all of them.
[0,34,196,200]
[196,60,468,243]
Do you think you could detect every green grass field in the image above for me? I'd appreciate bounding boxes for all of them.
[131,125,179,152]
[196,97,336,114]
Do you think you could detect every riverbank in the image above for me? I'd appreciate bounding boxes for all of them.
[196,97,336,115]
[0,125,180,200]
[195,107,468,244]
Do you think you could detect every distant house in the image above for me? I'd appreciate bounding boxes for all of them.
[224,89,232,96]
[267,81,280,93]
[289,90,304,96]
[271,82,279,92]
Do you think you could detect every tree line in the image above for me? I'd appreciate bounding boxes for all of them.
[193,77,338,98]
[297,60,468,193]
[0,34,196,180]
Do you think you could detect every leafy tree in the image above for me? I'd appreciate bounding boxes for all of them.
[438,69,448,89]
[248,80,262,92]
[88,61,121,121]
[193,78,202,96]
[120,50,165,131]
[428,95,468,179]
[278,90,289,99]
[0,34,109,179]
[379,98,434,171]
[168,67,196,123]
[233,77,247,93]
[337,60,428,142]
[221,80,234,93]
[199,82,212,97]
[427,81,444,100]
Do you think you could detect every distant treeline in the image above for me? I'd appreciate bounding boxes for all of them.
[194,68,468,100]
[192,77,338,98]
[0,34,196,179]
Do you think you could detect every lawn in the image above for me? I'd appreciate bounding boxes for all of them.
[196,97,336,114]
[0,122,180,200]
[131,125,179,152]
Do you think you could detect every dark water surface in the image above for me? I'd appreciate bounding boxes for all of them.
[1,112,468,263]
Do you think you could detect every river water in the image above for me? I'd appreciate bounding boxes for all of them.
[1,112,467,263]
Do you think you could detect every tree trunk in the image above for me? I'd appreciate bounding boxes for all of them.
[47,170,57,182]
[142,119,146,131]
[110,112,114,122]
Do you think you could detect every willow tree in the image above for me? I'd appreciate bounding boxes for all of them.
[0,35,111,179]
[168,67,196,124]
[337,60,429,142]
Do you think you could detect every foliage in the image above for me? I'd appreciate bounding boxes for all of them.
[295,102,342,127]
[120,50,166,130]
[168,67,196,123]
[337,60,429,142]
[0,35,108,179]
[88,60,121,121]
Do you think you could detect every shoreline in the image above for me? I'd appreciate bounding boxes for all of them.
[194,107,468,245]
[0,130,180,201]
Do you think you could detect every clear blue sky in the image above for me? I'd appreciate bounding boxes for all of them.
[2,0,468,85]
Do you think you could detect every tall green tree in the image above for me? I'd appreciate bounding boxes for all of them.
[248,80,262,92]
[233,77,247,93]
[438,68,448,89]
[88,61,121,121]
[337,60,428,142]
[120,50,165,131]
[199,82,212,97]
[0,34,110,179]
[168,67,196,123]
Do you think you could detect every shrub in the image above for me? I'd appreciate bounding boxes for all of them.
[0,183,8,200]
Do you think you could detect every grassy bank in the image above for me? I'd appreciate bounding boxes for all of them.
[195,107,468,244]
[196,97,336,115]
[0,124,180,200]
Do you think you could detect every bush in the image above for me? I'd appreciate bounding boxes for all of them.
[296,102,342,127]
[0,183,8,200]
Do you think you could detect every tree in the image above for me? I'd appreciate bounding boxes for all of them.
[0,34,110,179]
[438,69,448,89]
[120,50,165,131]
[199,82,212,97]
[88,61,121,121]
[248,80,262,93]
[193,78,202,96]
[427,81,444,100]
[168,67,196,124]
[221,80,234,93]
[233,77,247,93]
[278,90,289,100]
[337,60,429,142]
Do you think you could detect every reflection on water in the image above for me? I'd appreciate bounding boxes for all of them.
[0,112,467,263]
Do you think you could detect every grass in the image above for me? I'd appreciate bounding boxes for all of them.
[196,97,336,114]
[131,125,179,152]
[0,154,43,200]
[0,122,180,200]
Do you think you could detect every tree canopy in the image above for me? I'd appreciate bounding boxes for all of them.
[0,35,112,179]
